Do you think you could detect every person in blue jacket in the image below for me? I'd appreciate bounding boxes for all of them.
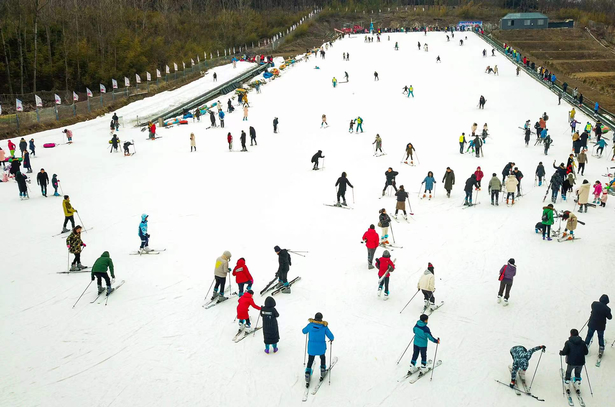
[408,314,439,374]
[509,344,545,387]
[595,138,608,157]
[138,214,151,253]
[302,312,334,382]
[421,171,435,199]
[218,110,225,128]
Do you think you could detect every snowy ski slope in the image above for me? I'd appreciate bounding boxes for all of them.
[1,32,614,407]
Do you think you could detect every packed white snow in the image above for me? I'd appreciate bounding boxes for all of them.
[1,32,613,407]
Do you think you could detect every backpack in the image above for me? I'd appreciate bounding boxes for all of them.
[375,258,380,268]
[541,211,549,222]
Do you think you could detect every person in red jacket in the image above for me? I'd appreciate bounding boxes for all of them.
[376,250,395,298]
[232,258,253,297]
[227,132,233,150]
[237,290,261,333]
[362,224,379,270]
[7,139,16,157]
[474,166,484,190]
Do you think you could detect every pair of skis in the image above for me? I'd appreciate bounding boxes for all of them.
[398,359,442,383]
[303,357,338,402]
[90,280,126,305]
[494,379,544,401]
[53,227,94,237]
[560,368,585,406]
[271,276,301,296]
[232,326,262,343]
[58,266,89,274]
[129,248,166,255]
[323,203,353,210]
[423,301,444,316]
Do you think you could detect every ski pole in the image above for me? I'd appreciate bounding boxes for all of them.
[72,280,93,308]
[227,272,233,296]
[59,182,64,195]
[76,212,88,233]
[415,152,420,165]
[329,340,333,385]
[583,365,594,396]
[396,335,414,364]
[611,338,615,347]
[352,187,355,204]
[400,289,420,314]
[67,249,70,272]
[322,157,325,170]
[407,198,414,215]
[559,355,565,396]
[527,348,544,392]
[253,313,261,337]
[389,222,395,243]
[579,318,589,333]
[204,277,215,301]
[303,334,308,366]
[430,341,439,381]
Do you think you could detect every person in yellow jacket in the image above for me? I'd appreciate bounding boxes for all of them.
[418,263,436,312]
[459,133,466,154]
[212,251,232,301]
[62,195,77,233]
[332,77,337,88]
[569,108,576,121]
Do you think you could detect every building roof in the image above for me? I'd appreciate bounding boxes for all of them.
[502,12,548,20]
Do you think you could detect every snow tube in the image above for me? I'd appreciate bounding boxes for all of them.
[183,113,193,119]
[601,125,610,134]
[43,143,56,148]
[263,72,273,79]
[179,120,188,125]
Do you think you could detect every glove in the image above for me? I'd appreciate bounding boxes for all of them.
[228,268,231,272]
[82,243,86,247]
[146,234,150,238]
[112,278,115,284]
[541,345,546,352]
[437,338,441,344]
[91,275,95,281]
[559,350,564,356]
[67,245,71,249]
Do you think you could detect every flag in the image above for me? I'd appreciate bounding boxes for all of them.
[135,74,141,84]
[191,59,195,67]
[86,88,93,97]
[156,69,161,78]
[112,79,118,89]
[173,63,178,72]
[16,99,23,111]
[146,72,151,81]
[166,65,170,74]
[100,84,107,93]
[35,94,43,107]
[73,91,79,101]
[54,94,62,104]
[124,77,130,87]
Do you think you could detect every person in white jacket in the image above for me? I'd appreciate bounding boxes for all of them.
[505,174,519,205]
[418,263,436,312]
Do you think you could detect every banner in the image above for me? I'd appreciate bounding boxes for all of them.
[124,77,130,87]
[135,74,141,84]
[173,63,178,72]
[100,84,107,93]
[86,88,93,97]
[16,99,23,112]
[73,91,79,101]
[54,94,62,104]
[35,95,43,107]
[166,65,170,74]
[458,20,483,27]
[146,72,151,81]
[112,79,118,89]
[156,69,161,78]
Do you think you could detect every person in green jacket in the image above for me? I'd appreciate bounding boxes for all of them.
[91,251,115,295]
[541,204,555,241]
[488,173,502,205]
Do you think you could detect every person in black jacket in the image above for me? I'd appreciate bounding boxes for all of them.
[312,150,324,170]
[553,161,567,181]
[382,167,398,196]
[209,110,216,127]
[579,131,589,149]
[335,171,353,206]
[501,162,515,184]
[513,167,524,197]
[274,246,292,294]
[15,171,29,199]
[249,126,257,146]
[9,157,21,175]
[464,174,478,206]
[584,295,612,356]
[378,208,391,245]
[240,130,247,152]
[394,185,409,219]
[559,329,588,386]
[261,296,280,354]
[535,162,545,186]
[19,138,28,154]
[473,134,482,158]
[273,117,279,133]
[110,134,119,153]
[37,168,49,196]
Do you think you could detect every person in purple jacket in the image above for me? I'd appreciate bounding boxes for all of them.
[497,258,516,306]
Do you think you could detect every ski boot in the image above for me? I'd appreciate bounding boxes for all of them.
[320,365,327,381]
[264,348,270,354]
[429,194,432,199]
[573,378,582,393]
[210,291,219,301]
[305,368,312,386]
[407,364,419,375]
[342,201,348,206]
[491,200,494,206]
[496,201,499,206]
[62,228,70,233]
[419,365,429,374]
[410,161,414,165]
[403,215,408,220]
[77,263,87,270]
[244,325,254,334]
[70,264,79,271]
[106,286,114,296]
[506,199,509,205]
[384,291,389,298]
[562,232,568,238]
[273,346,278,353]
[511,199,515,205]
[423,194,426,198]
[497,296,502,304]
[393,214,398,220]
[281,285,291,294]
[334,202,342,207]
[378,287,383,297]
[97,285,104,295]
[503,299,509,306]
[599,346,605,358]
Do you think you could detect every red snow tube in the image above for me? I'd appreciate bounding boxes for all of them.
[43,143,56,148]
[179,120,188,125]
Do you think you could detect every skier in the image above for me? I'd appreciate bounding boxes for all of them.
[489,173,502,205]
[373,134,383,155]
[407,314,440,374]
[91,251,116,295]
[19,138,27,154]
[273,117,279,133]
[497,258,516,305]
[218,110,225,128]
[394,185,409,219]
[29,138,35,156]
[227,133,233,151]
[408,85,414,97]
[559,329,588,391]
[418,263,436,312]
[8,139,17,156]
[208,110,216,128]
[240,130,247,152]
[549,172,562,203]
[23,151,32,173]
[576,180,590,213]
[52,174,60,196]
[577,149,587,176]
[334,171,353,206]
[227,99,234,113]
[321,114,328,128]
[541,204,555,240]
[274,246,292,294]
[374,71,379,81]
[524,127,531,146]
[261,296,279,353]
[312,150,324,170]
[66,226,86,271]
[362,225,379,270]
[15,171,28,199]
[190,133,196,152]
[405,143,415,164]
[382,167,398,195]
[481,123,489,144]
[344,71,349,82]
[535,162,545,186]
[232,257,253,297]
[303,312,334,383]
[421,171,435,199]
[62,195,77,233]
[348,119,355,133]
[236,289,261,333]
[584,295,612,357]
[478,95,486,109]
[459,133,466,154]
[474,166,484,189]
[442,167,455,197]
[596,138,608,158]
[501,162,515,184]
[249,126,257,146]
[36,168,49,197]
[123,141,133,156]
[110,134,119,153]
[138,214,152,253]
[378,208,391,245]
[243,104,249,121]
[513,167,524,196]
[355,116,363,133]
[376,250,395,297]
[194,109,201,122]
[509,345,546,388]
[212,250,232,300]
[561,211,578,240]
[463,174,478,206]
[592,180,603,204]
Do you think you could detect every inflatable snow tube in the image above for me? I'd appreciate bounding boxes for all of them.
[263,72,273,79]
[601,125,610,134]
[43,143,56,148]
[183,113,193,119]
[179,120,188,125]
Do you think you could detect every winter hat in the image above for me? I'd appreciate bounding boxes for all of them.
[419,314,429,322]
[223,250,232,258]
[477,166,481,170]
[64,195,69,199]
[492,173,497,176]
[570,329,579,337]
[274,245,281,252]
[508,258,515,265]
[314,312,323,321]
[427,263,434,271]
[369,224,375,229]
[583,180,589,184]
[547,204,553,208]
[383,250,391,258]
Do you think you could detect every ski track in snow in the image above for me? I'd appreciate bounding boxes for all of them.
[1,32,614,407]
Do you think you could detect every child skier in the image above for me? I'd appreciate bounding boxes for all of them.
[29,138,36,156]
[62,195,77,233]
[405,142,415,164]
[212,251,232,300]
[376,250,395,297]
[505,175,518,205]
[559,329,588,392]
[261,296,279,354]
[592,181,603,204]
[362,224,379,270]
[66,226,86,271]
[236,289,261,333]
[91,251,116,295]
[394,185,409,219]
[110,135,119,153]
[378,208,391,245]
[509,345,546,388]
[600,186,608,207]
[418,263,436,312]
[474,166,484,189]
[123,141,133,156]
[138,214,152,253]
[303,312,335,384]
[561,211,578,240]
[232,258,253,297]
[348,119,355,133]
[52,174,60,196]
[382,167,398,195]
[321,114,328,128]
[535,162,545,186]
[274,246,292,294]
[407,314,439,374]
[421,171,435,199]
